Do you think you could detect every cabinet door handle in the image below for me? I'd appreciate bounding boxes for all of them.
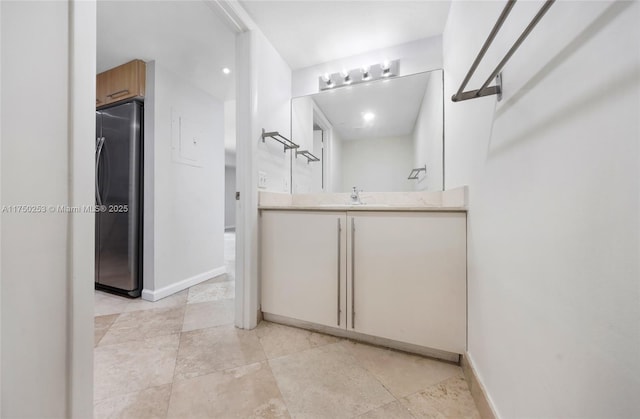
[95,137,105,206]
[337,218,341,326]
[107,89,130,98]
[351,218,355,329]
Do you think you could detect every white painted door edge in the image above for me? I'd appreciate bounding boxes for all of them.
[209,0,259,329]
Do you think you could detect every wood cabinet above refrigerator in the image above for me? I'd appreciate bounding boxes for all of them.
[96,59,146,108]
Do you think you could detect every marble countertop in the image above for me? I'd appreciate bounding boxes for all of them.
[258,187,468,212]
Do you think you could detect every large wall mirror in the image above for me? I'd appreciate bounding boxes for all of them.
[290,69,444,193]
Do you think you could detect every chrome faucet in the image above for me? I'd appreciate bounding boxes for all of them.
[350,187,362,204]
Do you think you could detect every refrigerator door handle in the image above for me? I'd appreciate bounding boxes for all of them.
[95,136,105,206]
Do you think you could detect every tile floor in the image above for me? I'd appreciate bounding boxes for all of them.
[94,232,480,418]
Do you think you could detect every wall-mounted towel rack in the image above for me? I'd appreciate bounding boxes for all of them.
[408,165,426,180]
[451,0,555,103]
[261,129,299,152]
[295,149,320,164]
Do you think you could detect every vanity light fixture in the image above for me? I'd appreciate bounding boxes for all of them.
[342,69,352,85]
[381,60,391,77]
[362,66,371,81]
[321,73,334,89]
[222,67,231,75]
[318,60,399,91]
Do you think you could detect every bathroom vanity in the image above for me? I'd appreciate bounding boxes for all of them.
[259,189,467,361]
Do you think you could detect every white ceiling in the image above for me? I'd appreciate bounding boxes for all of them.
[239,0,451,70]
[97,0,236,101]
[308,71,434,141]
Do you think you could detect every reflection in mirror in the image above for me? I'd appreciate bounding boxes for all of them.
[290,69,444,193]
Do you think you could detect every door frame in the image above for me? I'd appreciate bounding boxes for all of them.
[208,0,258,329]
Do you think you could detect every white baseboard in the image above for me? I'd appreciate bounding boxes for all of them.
[462,352,499,419]
[141,266,226,302]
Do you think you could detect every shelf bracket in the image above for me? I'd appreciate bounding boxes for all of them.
[295,149,320,164]
[261,129,299,152]
[408,165,427,180]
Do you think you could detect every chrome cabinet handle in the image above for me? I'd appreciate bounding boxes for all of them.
[337,218,341,326]
[351,218,355,329]
[107,89,129,98]
[95,137,105,205]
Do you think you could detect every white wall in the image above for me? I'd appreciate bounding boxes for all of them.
[255,32,293,194]
[292,129,324,194]
[328,129,343,193]
[291,95,313,152]
[224,99,236,154]
[235,25,293,328]
[443,1,640,417]
[311,130,323,192]
[0,2,3,411]
[224,98,237,230]
[68,1,98,416]
[143,61,225,300]
[341,135,413,193]
[412,70,444,191]
[1,0,94,416]
[225,165,236,229]
[290,95,313,193]
[292,36,443,97]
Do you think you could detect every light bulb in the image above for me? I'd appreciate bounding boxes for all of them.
[362,66,371,80]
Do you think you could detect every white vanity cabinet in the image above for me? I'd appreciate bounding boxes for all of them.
[261,211,347,328]
[260,209,467,356]
[347,212,467,354]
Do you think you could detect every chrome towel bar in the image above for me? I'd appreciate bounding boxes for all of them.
[451,0,555,103]
[295,149,320,164]
[261,128,299,152]
[408,165,426,180]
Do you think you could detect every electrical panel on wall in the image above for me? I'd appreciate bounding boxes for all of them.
[171,109,203,167]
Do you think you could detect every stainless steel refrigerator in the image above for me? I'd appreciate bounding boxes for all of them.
[95,101,143,297]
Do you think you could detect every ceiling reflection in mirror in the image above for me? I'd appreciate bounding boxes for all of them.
[290,69,444,193]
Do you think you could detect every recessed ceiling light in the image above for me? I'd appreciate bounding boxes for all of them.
[222,67,231,75]
[363,112,375,122]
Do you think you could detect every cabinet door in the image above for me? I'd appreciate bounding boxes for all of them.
[96,72,107,108]
[347,212,466,354]
[101,60,146,106]
[261,211,347,328]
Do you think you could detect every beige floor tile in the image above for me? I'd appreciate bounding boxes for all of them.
[174,325,266,381]
[187,280,235,304]
[94,333,180,400]
[95,314,119,347]
[358,400,415,419]
[95,290,189,316]
[197,273,233,286]
[268,342,394,418]
[95,291,131,316]
[401,376,480,419]
[255,321,341,359]
[99,306,185,346]
[94,384,172,419]
[182,299,234,332]
[344,340,463,398]
[167,361,289,418]
[122,290,188,313]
